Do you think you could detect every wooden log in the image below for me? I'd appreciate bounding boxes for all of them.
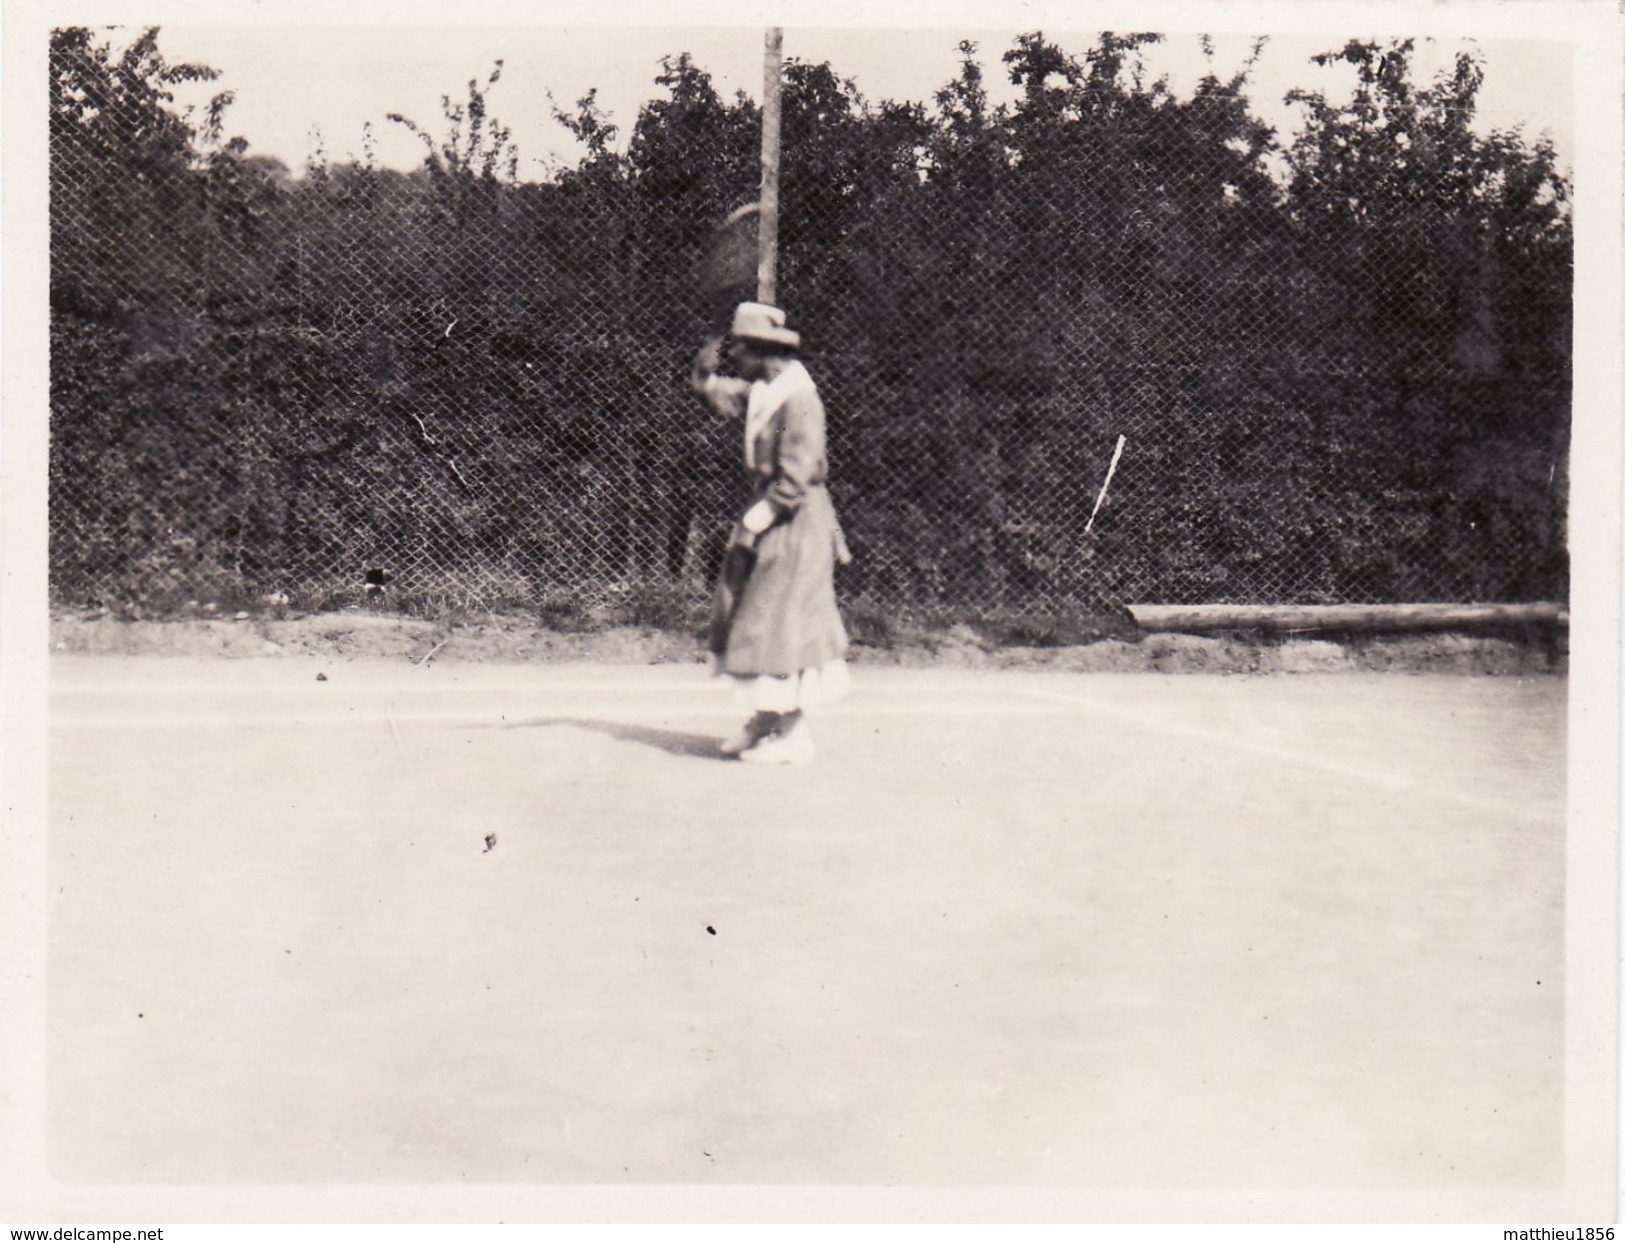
[1126,603,1569,634]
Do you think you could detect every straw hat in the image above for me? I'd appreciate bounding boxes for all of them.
[730,301,801,350]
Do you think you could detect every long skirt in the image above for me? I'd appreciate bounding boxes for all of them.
[710,485,849,710]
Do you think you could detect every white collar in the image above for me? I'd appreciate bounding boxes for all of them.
[744,362,813,464]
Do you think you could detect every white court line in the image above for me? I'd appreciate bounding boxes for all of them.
[49,677,1028,696]
[51,702,1096,727]
[1013,683,1557,819]
[47,674,1099,726]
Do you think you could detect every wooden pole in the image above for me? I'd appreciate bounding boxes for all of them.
[758,28,782,305]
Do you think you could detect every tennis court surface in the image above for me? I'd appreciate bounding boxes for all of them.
[47,655,1565,1191]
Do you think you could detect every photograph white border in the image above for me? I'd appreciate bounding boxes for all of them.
[3,0,1618,1227]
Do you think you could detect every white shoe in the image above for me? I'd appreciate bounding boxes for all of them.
[739,719,815,766]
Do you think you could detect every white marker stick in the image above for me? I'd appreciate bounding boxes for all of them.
[1084,435,1126,534]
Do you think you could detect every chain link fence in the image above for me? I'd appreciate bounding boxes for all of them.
[48,29,1572,627]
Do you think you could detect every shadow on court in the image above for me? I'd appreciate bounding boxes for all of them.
[502,715,727,761]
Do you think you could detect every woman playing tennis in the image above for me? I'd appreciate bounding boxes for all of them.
[690,301,850,765]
